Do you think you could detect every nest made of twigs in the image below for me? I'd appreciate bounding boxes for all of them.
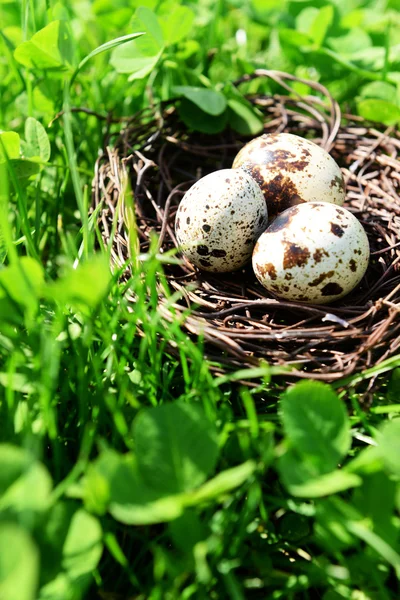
[93,70,400,383]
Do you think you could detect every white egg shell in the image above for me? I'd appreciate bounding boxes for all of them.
[233,133,345,220]
[252,203,370,304]
[175,169,268,272]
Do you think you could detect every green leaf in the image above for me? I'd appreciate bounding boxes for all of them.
[24,117,51,162]
[279,449,361,497]
[9,159,41,181]
[328,28,372,56]
[108,453,185,525]
[280,381,351,471]
[45,255,111,312]
[310,5,334,48]
[377,420,400,476]
[186,461,256,505]
[357,99,400,125]
[133,402,219,494]
[70,32,145,86]
[179,98,228,133]
[0,132,20,162]
[359,81,397,103]
[110,7,164,79]
[0,461,52,516]
[168,510,206,552]
[14,20,73,70]
[62,509,103,579]
[160,6,194,45]
[0,444,31,495]
[173,86,227,116]
[0,257,44,318]
[227,98,264,135]
[0,524,38,600]
[347,520,400,577]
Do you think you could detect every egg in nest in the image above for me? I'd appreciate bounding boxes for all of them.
[175,169,268,272]
[252,202,370,304]
[233,133,345,220]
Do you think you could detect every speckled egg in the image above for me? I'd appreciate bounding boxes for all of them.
[175,169,268,272]
[232,133,345,220]
[252,203,370,304]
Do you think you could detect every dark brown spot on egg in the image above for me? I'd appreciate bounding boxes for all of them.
[202,224,211,233]
[176,218,180,230]
[330,223,344,237]
[258,263,277,280]
[354,249,362,255]
[313,248,329,262]
[309,271,334,287]
[285,272,293,280]
[349,259,357,272]
[211,249,227,258]
[199,259,211,268]
[186,217,190,225]
[330,175,345,193]
[283,243,310,269]
[197,245,210,256]
[321,282,343,296]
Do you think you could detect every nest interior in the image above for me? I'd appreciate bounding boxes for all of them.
[94,70,400,383]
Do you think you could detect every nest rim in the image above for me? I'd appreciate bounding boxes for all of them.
[93,70,400,386]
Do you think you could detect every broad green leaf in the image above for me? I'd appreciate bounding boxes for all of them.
[179,99,228,134]
[108,453,185,525]
[0,461,52,515]
[83,450,184,525]
[0,444,30,495]
[134,402,219,494]
[377,420,400,476]
[24,117,51,161]
[352,471,397,546]
[62,510,103,579]
[0,524,38,600]
[45,255,111,312]
[92,0,136,29]
[0,132,20,162]
[310,5,334,48]
[14,20,73,70]
[328,28,372,56]
[168,511,206,552]
[279,449,361,497]
[280,381,351,470]
[227,98,264,135]
[110,7,164,78]
[9,159,41,182]
[70,32,145,86]
[173,86,227,116]
[296,7,319,34]
[0,257,44,318]
[359,81,397,103]
[357,99,400,125]
[315,499,357,551]
[186,461,256,504]
[160,6,194,45]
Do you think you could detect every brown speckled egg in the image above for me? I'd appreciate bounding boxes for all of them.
[175,169,268,272]
[233,133,345,220]
[252,203,369,304]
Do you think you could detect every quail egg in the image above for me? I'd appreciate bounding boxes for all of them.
[175,169,268,272]
[252,202,370,304]
[233,133,345,220]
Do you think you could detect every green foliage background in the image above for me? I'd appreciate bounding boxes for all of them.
[0,0,400,598]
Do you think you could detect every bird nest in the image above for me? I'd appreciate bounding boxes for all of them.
[93,70,400,383]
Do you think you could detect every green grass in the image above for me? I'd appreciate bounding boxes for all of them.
[1,1,400,599]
